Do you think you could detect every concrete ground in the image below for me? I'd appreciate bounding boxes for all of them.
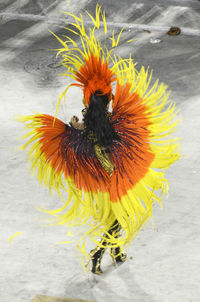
[0,1,200,302]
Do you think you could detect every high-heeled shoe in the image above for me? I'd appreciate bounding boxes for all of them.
[110,246,127,265]
[87,246,105,275]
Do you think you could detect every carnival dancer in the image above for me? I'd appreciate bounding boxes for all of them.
[19,5,180,274]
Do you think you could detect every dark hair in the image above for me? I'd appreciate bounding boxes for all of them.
[84,91,116,146]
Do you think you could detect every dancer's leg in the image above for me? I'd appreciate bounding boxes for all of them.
[89,220,125,274]
[109,220,127,264]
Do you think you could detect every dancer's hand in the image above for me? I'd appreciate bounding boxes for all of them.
[70,116,84,130]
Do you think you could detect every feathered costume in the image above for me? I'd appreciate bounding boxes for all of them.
[19,6,180,273]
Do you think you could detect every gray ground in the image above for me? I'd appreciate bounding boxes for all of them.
[0,1,200,302]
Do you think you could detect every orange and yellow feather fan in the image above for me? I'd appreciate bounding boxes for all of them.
[18,5,180,265]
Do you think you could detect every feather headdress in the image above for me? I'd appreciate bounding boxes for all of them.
[52,5,117,106]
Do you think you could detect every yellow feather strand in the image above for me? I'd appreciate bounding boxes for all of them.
[54,84,72,122]
[101,10,107,35]
[63,27,79,36]
[9,232,22,244]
